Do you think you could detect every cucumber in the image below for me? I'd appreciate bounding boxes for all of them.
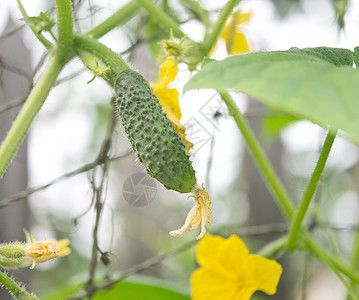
[115,70,196,193]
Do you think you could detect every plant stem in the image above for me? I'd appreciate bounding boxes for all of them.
[87,2,139,39]
[180,0,210,28]
[287,129,337,251]
[0,270,39,299]
[134,0,185,38]
[16,0,52,50]
[73,33,130,86]
[306,235,359,284]
[202,0,241,56]
[219,91,295,219]
[0,53,65,179]
[257,236,287,259]
[348,218,359,297]
[321,257,359,300]
[55,0,73,60]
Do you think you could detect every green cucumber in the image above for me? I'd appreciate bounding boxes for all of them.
[115,70,196,193]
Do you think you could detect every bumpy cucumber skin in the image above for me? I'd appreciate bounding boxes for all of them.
[115,70,196,193]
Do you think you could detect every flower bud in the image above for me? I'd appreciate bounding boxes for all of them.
[0,242,31,269]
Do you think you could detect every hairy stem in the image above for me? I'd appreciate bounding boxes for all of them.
[0,53,65,179]
[55,0,73,59]
[87,2,139,39]
[73,33,130,85]
[135,0,185,38]
[257,236,287,259]
[348,217,359,297]
[0,270,38,299]
[306,235,359,284]
[219,91,295,219]
[287,129,337,251]
[202,0,241,55]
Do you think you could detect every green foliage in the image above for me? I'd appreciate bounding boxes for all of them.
[354,46,359,67]
[45,278,190,300]
[22,12,55,35]
[286,46,353,66]
[185,47,359,144]
[2,0,359,299]
[93,281,190,300]
[261,113,300,139]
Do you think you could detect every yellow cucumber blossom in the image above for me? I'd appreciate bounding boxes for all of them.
[191,234,282,300]
[81,53,110,83]
[160,30,201,71]
[152,56,193,154]
[170,184,212,240]
[211,10,252,55]
[0,230,71,269]
[160,29,188,59]
[25,234,71,269]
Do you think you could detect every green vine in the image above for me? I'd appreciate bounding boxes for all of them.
[0,270,38,299]
[287,129,337,251]
[73,33,130,85]
[219,91,295,219]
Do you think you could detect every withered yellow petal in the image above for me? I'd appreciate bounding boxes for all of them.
[152,57,178,90]
[237,11,251,24]
[156,88,182,120]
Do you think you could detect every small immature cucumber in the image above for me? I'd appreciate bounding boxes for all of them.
[115,70,196,193]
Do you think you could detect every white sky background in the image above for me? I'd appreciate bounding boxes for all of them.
[1,0,359,298]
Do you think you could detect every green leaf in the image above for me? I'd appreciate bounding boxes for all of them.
[261,113,300,139]
[22,12,55,34]
[93,281,190,300]
[44,277,190,300]
[354,46,359,67]
[287,46,353,66]
[184,47,359,144]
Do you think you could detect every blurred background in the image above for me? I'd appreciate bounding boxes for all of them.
[1,0,359,299]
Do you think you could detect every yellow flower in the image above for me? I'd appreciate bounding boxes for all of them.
[160,29,188,59]
[0,230,71,269]
[24,230,71,269]
[169,184,212,240]
[211,10,251,55]
[191,234,282,300]
[152,57,193,154]
[81,53,110,83]
[153,56,181,119]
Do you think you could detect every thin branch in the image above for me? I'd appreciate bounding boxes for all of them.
[0,52,48,114]
[54,68,87,86]
[0,58,31,79]
[0,96,27,114]
[0,151,131,208]
[0,24,25,41]
[85,110,117,297]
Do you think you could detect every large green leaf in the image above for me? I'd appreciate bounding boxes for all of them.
[93,280,190,300]
[184,47,359,144]
[44,277,190,300]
